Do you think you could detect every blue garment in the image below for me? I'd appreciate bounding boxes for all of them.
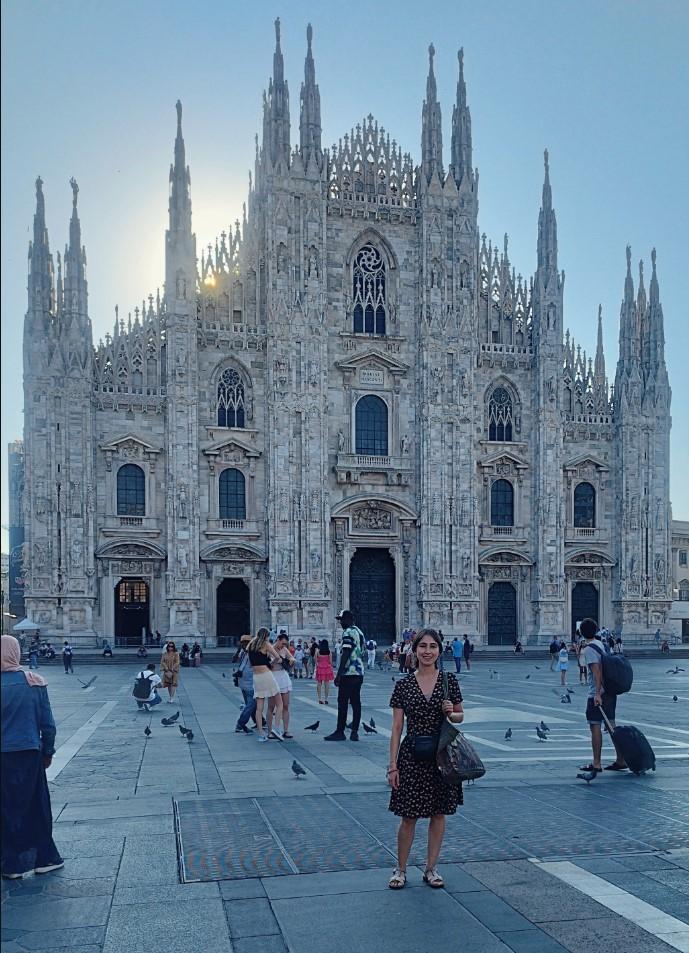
[237,688,256,729]
[237,651,254,691]
[451,640,462,658]
[1,672,57,757]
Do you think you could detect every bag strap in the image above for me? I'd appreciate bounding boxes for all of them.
[441,671,449,700]
[588,643,604,659]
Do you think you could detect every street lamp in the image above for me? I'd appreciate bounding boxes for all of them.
[0,588,5,636]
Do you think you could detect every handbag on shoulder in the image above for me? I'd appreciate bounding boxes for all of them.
[436,672,486,785]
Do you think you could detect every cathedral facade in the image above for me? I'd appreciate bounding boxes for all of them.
[20,22,673,646]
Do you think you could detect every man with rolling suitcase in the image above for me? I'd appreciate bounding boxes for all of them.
[580,618,628,774]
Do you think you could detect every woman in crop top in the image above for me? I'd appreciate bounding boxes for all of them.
[247,628,283,742]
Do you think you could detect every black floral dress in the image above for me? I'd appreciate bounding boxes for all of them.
[389,673,463,818]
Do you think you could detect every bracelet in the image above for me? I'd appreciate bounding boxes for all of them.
[386,767,398,773]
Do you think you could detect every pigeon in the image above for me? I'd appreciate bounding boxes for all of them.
[561,695,572,704]
[534,666,541,670]
[504,728,512,740]
[539,721,550,733]
[185,730,194,741]
[78,676,97,689]
[161,713,180,727]
[577,770,597,784]
[536,727,548,742]
[673,695,679,702]
[566,688,575,695]
[167,711,180,723]
[178,724,187,735]
[304,720,320,732]
[222,673,226,678]
[363,723,377,734]
[291,760,307,779]
[525,675,531,680]
[369,717,376,729]
[667,667,685,675]
[144,726,152,737]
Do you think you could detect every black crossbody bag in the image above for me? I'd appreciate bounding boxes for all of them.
[407,672,445,762]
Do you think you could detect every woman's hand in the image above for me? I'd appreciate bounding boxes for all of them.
[441,699,454,715]
[387,766,400,790]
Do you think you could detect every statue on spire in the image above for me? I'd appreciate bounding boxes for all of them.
[69,177,79,206]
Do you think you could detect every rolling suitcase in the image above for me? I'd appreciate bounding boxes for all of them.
[598,704,656,775]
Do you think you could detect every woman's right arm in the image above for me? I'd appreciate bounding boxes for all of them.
[387,708,404,789]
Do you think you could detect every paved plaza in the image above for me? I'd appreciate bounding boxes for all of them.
[2,656,689,953]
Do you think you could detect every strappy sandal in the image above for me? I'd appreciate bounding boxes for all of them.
[388,868,407,890]
[578,764,601,773]
[423,866,444,888]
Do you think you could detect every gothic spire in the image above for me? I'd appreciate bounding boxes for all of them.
[594,304,605,382]
[616,245,638,378]
[168,100,192,236]
[63,177,88,322]
[299,23,322,171]
[536,149,557,274]
[266,17,290,170]
[421,43,443,183]
[450,48,473,187]
[27,175,54,316]
[637,258,650,373]
[648,247,666,372]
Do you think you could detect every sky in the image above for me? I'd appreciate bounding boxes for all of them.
[1,0,688,552]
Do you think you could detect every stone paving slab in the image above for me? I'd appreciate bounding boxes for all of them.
[102,898,230,953]
[538,916,681,953]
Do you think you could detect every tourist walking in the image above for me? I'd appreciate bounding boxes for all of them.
[366,638,377,670]
[558,643,569,686]
[325,610,365,742]
[315,638,335,704]
[579,618,627,774]
[548,637,560,671]
[160,641,180,703]
[387,628,464,890]
[462,634,473,671]
[29,636,40,670]
[268,632,294,738]
[451,637,462,673]
[62,641,74,674]
[1,634,64,879]
[307,638,317,678]
[234,634,256,733]
[247,628,283,743]
[576,638,588,684]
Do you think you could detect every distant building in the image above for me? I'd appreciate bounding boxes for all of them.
[670,520,689,642]
[8,440,25,618]
[19,24,674,646]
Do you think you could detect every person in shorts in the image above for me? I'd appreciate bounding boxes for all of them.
[580,618,626,774]
[268,632,295,739]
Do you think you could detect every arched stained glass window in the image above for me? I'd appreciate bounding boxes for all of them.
[488,387,513,441]
[219,469,246,520]
[217,368,246,428]
[573,482,595,528]
[355,395,388,456]
[353,243,386,335]
[117,464,145,516]
[491,479,514,527]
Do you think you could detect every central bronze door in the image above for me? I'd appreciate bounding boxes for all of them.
[349,548,396,643]
[216,578,250,647]
[487,581,517,645]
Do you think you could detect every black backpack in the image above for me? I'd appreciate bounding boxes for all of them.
[587,643,633,696]
[367,640,375,651]
[132,673,152,700]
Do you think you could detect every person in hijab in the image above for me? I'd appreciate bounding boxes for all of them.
[1,634,63,879]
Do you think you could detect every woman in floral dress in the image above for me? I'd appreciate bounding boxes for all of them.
[387,628,464,890]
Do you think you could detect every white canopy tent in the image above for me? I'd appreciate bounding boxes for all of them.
[12,618,41,633]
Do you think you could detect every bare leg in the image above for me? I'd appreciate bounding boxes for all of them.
[273,693,283,729]
[589,724,603,769]
[426,815,446,869]
[397,817,417,872]
[281,692,290,733]
[255,698,265,736]
[266,696,276,734]
[316,680,322,702]
[324,681,330,702]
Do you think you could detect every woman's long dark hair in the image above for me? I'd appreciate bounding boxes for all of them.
[318,638,330,655]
